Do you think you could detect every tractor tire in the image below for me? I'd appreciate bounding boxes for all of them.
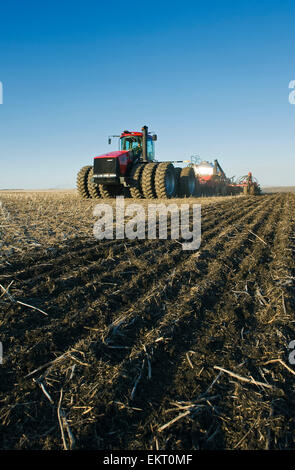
[202,184,208,197]
[87,168,101,199]
[179,166,196,197]
[98,184,122,198]
[129,163,145,198]
[243,185,249,195]
[220,184,227,196]
[122,186,131,198]
[194,178,202,197]
[174,167,182,197]
[77,165,92,199]
[141,163,158,198]
[155,162,176,199]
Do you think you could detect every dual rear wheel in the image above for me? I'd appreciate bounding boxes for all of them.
[76,165,92,199]
[76,163,197,199]
[136,162,196,199]
[129,162,178,199]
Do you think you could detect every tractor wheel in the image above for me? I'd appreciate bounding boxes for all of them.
[141,163,158,198]
[179,166,196,197]
[202,184,208,196]
[173,167,182,197]
[122,186,131,198]
[220,184,227,196]
[155,162,176,199]
[129,163,144,198]
[194,178,202,196]
[77,165,92,199]
[87,168,101,199]
[99,184,122,198]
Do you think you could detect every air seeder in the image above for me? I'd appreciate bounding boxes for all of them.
[189,157,241,196]
[188,157,261,196]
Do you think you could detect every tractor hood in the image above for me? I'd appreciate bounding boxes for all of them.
[94,150,129,159]
[93,150,132,177]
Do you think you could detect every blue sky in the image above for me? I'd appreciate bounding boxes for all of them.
[0,0,294,188]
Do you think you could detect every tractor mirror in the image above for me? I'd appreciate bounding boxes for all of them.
[152,134,157,141]
[108,138,111,145]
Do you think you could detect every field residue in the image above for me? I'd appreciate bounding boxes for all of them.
[0,191,295,450]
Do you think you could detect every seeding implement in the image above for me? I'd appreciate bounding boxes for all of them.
[189,157,241,196]
[236,172,262,195]
[188,157,261,196]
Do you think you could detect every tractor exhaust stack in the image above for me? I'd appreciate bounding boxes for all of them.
[142,125,148,162]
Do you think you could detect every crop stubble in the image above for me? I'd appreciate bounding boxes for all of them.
[0,192,294,450]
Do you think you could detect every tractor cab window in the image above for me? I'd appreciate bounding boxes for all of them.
[120,136,142,151]
[147,139,155,161]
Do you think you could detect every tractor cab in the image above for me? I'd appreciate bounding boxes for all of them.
[120,129,156,161]
[120,132,141,151]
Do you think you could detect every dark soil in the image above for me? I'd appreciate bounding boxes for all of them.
[0,193,295,450]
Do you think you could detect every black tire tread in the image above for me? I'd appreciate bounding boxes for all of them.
[87,168,101,199]
[98,184,121,198]
[141,163,158,199]
[179,166,196,197]
[154,162,176,199]
[174,167,182,197]
[77,165,92,199]
[129,163,144,198]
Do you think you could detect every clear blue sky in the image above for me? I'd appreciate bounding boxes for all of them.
[0,0,294,188]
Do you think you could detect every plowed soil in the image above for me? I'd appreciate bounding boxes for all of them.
[0,192,295,450]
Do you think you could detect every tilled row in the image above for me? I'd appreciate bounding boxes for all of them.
[77,194,280,449]
[0,197,270,370]
[0,194,287,450]
[142,193,290,450]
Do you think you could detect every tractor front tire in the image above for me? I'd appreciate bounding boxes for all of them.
[77,165,92,199]
[87,168,101,199]
[129,163,145,198]
[99,184,122,198]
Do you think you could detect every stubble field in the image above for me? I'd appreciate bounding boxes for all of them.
[0,190,295,450]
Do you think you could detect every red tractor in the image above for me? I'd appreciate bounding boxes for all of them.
[76,126,196,199]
